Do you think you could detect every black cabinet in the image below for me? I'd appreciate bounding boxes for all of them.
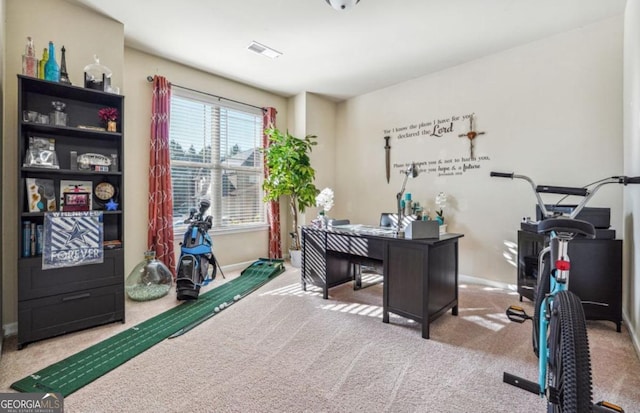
[17,75,125,349]
[517,230,622,331]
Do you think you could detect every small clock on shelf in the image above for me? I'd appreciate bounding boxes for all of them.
[94,180,118,210]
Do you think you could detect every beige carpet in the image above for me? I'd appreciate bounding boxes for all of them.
[1,266,638,413]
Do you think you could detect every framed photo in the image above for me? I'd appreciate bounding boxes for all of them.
[62,192,90,211]
[60,180,93,210]
[25,178,56,212]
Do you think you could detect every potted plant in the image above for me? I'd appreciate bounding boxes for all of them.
[98,107,119,132]
[262,127,319,265]
[435,192,448,233]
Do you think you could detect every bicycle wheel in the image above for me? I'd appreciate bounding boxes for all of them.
[547,290,593,413]
[533,257,550,358]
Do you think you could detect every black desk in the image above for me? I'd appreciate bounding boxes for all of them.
[301,225,464,339]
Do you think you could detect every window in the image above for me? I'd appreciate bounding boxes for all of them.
[169,88,265,234]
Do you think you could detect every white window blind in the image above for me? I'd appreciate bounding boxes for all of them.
[169,88,265,234]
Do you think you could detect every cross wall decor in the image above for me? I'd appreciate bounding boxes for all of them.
[458,114,485,159]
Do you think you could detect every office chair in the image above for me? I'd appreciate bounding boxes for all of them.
[328,218,350,227]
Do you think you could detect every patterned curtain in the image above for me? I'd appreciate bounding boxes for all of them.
[263,107,282,259]
[148,76,176,275]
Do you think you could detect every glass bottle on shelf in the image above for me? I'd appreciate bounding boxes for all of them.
[83,55,112,91]
[59,45,71,85]
[44,41,59,82]
[50,101,68,126]
[22,36,38,77]
[38,47,48,80]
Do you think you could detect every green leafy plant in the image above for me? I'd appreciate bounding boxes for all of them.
[262,127,319,250]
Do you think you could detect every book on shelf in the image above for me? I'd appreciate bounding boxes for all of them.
[21,221,43,257]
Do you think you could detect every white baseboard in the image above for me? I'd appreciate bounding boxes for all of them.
[459,274,517,292]
[622,311,640,361]
[219,260,259,273]
[3,322,17,338]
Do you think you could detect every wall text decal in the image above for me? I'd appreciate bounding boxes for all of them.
[384,112,490,178]
[393,155,491,177]
[384,113,475,140]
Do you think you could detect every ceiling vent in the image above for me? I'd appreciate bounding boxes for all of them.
[247,41,282,59]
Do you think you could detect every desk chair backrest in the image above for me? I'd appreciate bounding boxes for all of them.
[380,213,393,228]
[380,213,417,228]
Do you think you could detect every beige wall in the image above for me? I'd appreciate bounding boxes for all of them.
[623,0,640,354]
[306,92,337,195]
[279,92,337,252]
[333,17,624,286]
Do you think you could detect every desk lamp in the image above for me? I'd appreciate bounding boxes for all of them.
[396,162,419,236]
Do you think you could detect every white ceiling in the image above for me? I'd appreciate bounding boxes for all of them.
[69,0,626,101]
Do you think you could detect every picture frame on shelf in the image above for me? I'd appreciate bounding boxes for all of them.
[60,180,93,210]
[62,192,90,212]
[25,178,56,212]
[23,136,60,169]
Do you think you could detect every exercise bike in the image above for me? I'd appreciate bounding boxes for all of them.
[491,172,639,413]
[175,200,224,301]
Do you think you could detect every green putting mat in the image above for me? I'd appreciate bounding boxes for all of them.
[11,258,285,397]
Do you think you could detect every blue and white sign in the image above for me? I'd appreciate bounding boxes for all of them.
[42,211,104,269]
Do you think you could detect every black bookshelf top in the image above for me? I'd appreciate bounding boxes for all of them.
[18,75,124,106]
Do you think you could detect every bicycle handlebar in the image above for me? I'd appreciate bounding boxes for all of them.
[535,185,588,196]
[490,171,640,219]
[619,176,640,184]
[489,171,514,179]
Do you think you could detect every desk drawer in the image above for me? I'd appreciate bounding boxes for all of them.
[326,234,383,260]
[18,284,125,347]
[327,234,350,253]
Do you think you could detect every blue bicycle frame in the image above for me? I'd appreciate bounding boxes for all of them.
[537,235,566,396]
[493,171,639,412]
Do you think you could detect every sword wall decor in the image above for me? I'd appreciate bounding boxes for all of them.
[384,135,391,183]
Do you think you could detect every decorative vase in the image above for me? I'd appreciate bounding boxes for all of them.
[38,47,48,80]
[125,250,173,301]
[84,55,112,91]
[50,101,67,126]
[290,249,302,268]
[44,41,59,82]
[22,36,38,77]
[107,120,117,132]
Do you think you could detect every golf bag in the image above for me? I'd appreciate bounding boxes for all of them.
[175,200,221,300]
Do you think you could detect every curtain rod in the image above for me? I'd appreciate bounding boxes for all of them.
[146,75,265,111]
